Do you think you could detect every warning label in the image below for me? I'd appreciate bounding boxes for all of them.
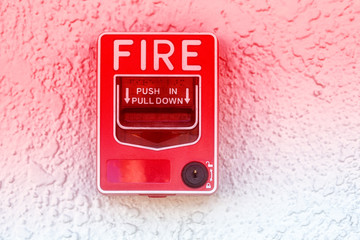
[118,77,197,108]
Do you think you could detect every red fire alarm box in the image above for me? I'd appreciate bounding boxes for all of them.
[97,32,218,195]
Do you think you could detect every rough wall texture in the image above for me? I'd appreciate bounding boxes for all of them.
[1,0,360,239]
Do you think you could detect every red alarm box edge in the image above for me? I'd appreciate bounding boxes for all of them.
[97,32,218,196]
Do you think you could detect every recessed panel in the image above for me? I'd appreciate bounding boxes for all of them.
[116,76,199,129]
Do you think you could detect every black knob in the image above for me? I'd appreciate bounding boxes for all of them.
[181,162,208,188]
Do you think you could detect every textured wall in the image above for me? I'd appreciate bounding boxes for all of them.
[1,0,360,239]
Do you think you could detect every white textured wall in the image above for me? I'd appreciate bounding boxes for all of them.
[1,0,360,239]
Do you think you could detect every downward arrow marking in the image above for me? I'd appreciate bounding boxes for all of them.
[185,88,190,103]
[124,88,130,103]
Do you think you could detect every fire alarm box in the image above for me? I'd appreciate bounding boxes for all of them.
[97,32,218,195]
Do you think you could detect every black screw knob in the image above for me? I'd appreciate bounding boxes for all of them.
[181,162,208,188]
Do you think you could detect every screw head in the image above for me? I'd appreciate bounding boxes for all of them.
[181,162,208,188]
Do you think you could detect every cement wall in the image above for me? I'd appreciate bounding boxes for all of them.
[1,0,360,239]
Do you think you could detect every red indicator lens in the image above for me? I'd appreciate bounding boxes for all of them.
[107,159,170,183]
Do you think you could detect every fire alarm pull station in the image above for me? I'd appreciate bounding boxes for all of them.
[97,33,218,196]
